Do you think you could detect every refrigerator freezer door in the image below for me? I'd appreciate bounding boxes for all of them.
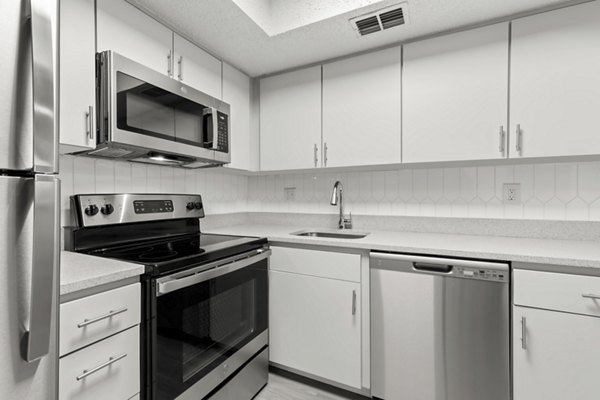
[0,176,59,398]
[0,0,58,173]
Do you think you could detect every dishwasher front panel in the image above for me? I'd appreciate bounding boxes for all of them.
[371,254,510,400]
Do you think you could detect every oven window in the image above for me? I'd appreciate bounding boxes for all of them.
[115,72,211,148]
[153,260,268,399]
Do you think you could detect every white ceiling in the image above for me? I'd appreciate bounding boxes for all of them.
[127,0,581,77]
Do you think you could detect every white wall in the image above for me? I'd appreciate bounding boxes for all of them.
[58,155,248,227]
[248,161,600,221]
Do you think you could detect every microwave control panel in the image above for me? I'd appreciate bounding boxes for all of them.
[216,112,229,153]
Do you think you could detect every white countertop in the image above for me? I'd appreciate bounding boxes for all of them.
[61,251,145,296]
[206,224,600,271]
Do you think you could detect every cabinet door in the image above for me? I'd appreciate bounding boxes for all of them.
[173,33,222,99]
[403,23,509,163]
[59,0,96,152]
[510,1,600,158]
[223,63,251,170]
[269,270,361,388]
[260,66,321,171]
[513,307,600,400]
[322,47,401,167]
[97,0,173,76]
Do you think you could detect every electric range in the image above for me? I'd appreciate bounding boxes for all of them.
[66,193,270,400]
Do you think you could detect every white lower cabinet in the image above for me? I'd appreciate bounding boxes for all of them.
[269,246,364,390]
[513,307,600,400]
[513,269,600,400]
[59,283,141,400]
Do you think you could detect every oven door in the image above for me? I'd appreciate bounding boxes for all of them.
[151,249,269,400]
[99,51,230,164]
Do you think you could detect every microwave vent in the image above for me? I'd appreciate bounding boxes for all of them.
[350,3,407,36]
[87,147,134,158]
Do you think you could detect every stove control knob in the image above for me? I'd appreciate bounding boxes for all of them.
[194,202,203,210]
[101,204,114,215]
[186,202,195,210]
[84,204,99,216]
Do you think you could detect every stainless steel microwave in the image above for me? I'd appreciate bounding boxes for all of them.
[78,50,230,168]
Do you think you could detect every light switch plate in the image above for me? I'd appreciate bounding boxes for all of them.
[284,187,296,201]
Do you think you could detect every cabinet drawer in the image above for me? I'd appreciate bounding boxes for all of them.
[59,326,140,400]
[270,246,361,282]
[514,269,600,317]
[60,283,140,356]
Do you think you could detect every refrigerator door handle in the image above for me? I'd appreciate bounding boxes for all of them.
[21,175,60,362]
[30,0,59,174]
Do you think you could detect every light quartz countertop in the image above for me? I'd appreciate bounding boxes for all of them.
[61,251,145,296]
[206,224,600,272]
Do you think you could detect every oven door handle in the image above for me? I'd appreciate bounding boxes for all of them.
[156,248,271,296]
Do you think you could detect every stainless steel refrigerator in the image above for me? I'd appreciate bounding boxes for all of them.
[0,0,60,398]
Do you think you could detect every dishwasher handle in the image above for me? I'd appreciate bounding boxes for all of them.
[413,262,453,274]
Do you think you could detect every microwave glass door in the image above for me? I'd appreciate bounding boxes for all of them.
[116,72,212,148]
[153,260,268,399]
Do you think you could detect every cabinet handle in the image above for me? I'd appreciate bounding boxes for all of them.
[520,316,527,350]
[352,290,357,315]
[515,124,523,153]
[76,353,127,381]
[77,307,128,328]
[314,144,318,168]
[324,142,328,167]
[177,56,183,81]
[85,106,94,140]
[498,125,505,154]
[582,293,600,300]
[167,50,173,77]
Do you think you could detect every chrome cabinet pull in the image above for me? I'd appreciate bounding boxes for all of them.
[313,144,318,168]
[77,307,128,328]
[76,353,127,381]
[324,142,328,167]
[352,290,357,315]
[499,125,505,154]
[86,106,94,140]
[516,124,523,153]
[521,316,527,350]
[177,56,183,81]
[167,50,173,77]
[582,293,600,300]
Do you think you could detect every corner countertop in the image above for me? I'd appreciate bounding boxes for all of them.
[205,224,600,272]
[61,251,145,296]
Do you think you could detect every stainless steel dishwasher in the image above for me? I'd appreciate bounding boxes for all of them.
[371,252,510,400]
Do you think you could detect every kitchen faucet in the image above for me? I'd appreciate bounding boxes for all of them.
[330,181,352,229]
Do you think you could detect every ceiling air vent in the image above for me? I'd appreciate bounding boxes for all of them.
[350,3,408,37]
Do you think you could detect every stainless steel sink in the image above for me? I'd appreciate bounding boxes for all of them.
[291,229,370,239]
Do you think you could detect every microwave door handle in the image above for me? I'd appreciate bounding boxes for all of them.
[30,0,59,174]
[203,107,219,150]
[21,175,60,362]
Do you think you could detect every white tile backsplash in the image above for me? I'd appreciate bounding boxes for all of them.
[59,155,600,227]
[247,161,600,222]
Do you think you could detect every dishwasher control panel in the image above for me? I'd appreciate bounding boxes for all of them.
[455,266,508,282]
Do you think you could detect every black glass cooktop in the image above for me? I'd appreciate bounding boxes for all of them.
[85,233,267,276]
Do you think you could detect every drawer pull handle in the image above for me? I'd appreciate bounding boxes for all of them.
[77,307,128,328]
[582,293,600,300]
[76,353,127,381]
[521,316,527,350]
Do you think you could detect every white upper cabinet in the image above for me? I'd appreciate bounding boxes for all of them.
[403,23,509,163]
[59,0,96,152]
[223,63,251,170]
[510,1,600,158]
[260,66,322,171]
[173,33,222,99]
[97,0,173,76]
[323,47,401,167]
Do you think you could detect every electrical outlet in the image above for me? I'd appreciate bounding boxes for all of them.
[503,183,521,204]
[284,187,296,201]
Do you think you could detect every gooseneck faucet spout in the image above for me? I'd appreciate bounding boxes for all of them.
[331,181,351,229]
